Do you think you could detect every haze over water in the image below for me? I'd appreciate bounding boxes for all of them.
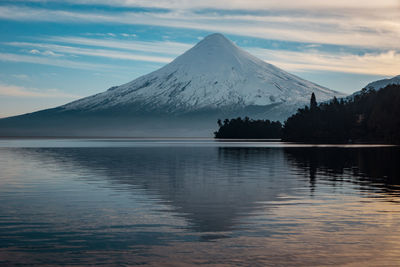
[0,139,400,266]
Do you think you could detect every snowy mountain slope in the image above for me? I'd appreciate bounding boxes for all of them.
[346,75,400,100]
[365,75,400,90]
[0,33,346,137]
[62,33,344,115]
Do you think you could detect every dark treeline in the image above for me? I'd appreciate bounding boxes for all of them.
[214,117,282,139]
[215,84,400,144]
[282,84,400,143]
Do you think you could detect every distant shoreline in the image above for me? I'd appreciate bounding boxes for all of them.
[0,137,397,147]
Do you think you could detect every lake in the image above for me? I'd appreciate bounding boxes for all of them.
[0,139,399,266]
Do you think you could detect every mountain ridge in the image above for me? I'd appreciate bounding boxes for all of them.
[346,74,400,100]
[365,75,400,91]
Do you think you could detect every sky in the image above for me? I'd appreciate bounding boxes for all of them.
[0,0,399,117]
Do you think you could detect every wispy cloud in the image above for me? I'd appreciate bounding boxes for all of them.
[6,37,400,76]
[47,36,192,55]
[120,33,137,38]
[0,52,118,70]
[12,74,30,80]
[28,48,63,57]
[12,0,400,10]
[1,5,399,50]
[29,49,40,54]
[8,42,174,63]
[249,48,400,76]
[0,83,81,98]
[84,32,137,38]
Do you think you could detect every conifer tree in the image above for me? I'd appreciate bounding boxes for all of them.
[310,92,317,110]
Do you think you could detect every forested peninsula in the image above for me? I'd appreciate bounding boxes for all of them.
[214,84,400,144]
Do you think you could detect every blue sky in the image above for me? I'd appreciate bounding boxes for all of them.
[0,0,399,117]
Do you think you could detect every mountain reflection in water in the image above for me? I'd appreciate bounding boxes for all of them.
[0,141,400,266]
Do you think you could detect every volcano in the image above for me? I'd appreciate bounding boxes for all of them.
[0,33,345,137]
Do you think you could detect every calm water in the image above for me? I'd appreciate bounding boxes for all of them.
[1,139,400,266]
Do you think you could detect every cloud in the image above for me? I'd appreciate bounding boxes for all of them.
[8,37,400,76]
[249,48,400,76]
[121,33,137,37]
[13,0,400,10]
[12,74,30,80]
[0,83,81,98]
[84,32,130,37]
[0,52,119,70]
[0,5,400,50]
[1,3,399,78]
[8,42,174,63]
[41,50,62,56]
[29,49,40,54]
[29,49,63,57]
[4,38,400,76]
[46,36,192,55]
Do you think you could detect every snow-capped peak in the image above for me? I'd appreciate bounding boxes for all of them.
[63,33,345,118]
[165,33,265,76]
